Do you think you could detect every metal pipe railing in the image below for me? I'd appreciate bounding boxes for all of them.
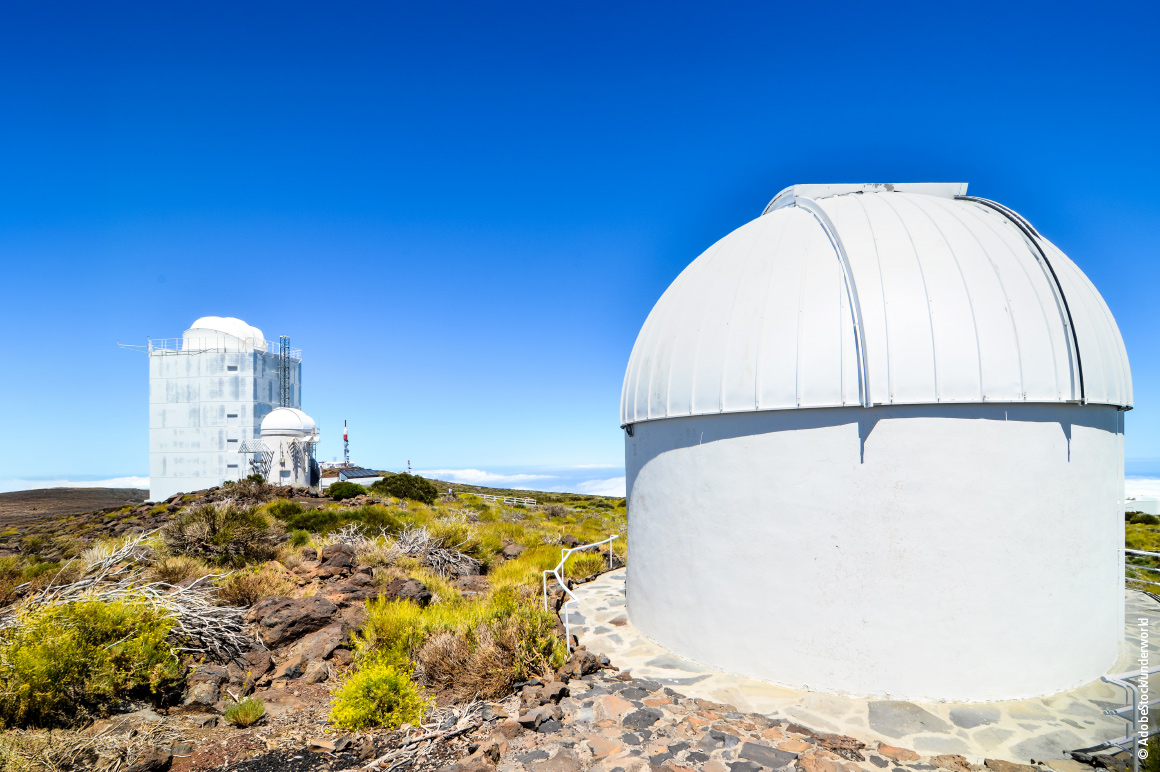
[542,535,619,651]
[1100,664,1160,772]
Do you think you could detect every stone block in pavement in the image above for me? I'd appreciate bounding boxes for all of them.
[586,735,623,759]
[622,708,662,730]
[949,707,999,729]
[594,694,634,722]
[739,741,798,768]
[868,702,951,739]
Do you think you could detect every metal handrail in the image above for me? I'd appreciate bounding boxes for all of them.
[1100,664,1160,772]
[542,535,619,651]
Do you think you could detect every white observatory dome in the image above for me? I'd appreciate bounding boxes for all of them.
[260,407,317,437]
[622,183,1131,703]
[183,316,267,350]
[622,183,1130,425]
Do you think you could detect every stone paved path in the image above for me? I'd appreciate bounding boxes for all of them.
[568,569,1155,764]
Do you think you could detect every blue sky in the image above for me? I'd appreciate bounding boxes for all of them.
[0,2,1157,493]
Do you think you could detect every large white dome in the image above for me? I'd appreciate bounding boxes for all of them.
[621,183,1132,426]
[184,316,266,349]
[261,407,317,437]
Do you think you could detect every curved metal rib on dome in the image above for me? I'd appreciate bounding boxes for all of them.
[955,195,1085,404]
[788,196,872,408]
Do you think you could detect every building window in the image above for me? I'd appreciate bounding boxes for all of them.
[227,464,239,469]
[227,365,238,371]
[280,470,291,479]
[227,439,238,444]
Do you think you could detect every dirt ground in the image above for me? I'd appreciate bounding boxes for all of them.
[0,487,148,527]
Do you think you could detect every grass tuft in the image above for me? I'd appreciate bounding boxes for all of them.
[224,698,266,727]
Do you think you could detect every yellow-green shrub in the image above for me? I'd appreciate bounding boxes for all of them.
[224,697,266,727]
[564,550,609,580]
[329,655,429,730]
[355,587,566,699]
[0,599,181,728]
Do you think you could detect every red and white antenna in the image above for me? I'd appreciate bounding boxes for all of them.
[343,420,349,467]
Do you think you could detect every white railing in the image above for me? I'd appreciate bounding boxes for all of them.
[542,535,619,651]
[146,337,302,359]
[467,493,537,506]
[1127,549,1160,590]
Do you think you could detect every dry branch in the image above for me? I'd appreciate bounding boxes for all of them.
[394,527,481,579]
[341,701,485,772]
[0,531,255,661]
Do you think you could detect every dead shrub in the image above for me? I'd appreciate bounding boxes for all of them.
[215,564,296,606]
[219,477,278,504]
[544,504,566,519]
[160,503,285,567]
[413,597,565,700]
[148,555,209,585]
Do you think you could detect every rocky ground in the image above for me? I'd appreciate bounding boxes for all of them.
[95,650,1122,772]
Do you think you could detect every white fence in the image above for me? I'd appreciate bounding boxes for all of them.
[465,493,537,506]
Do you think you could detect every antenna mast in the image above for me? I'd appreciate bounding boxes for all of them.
[278,335,291,407]
[343,420,349,467]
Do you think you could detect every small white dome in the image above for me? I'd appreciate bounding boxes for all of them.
[621,183,1132,425]
[261,407,317,437]
[184,316,266,349]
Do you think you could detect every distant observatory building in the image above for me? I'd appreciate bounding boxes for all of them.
[239,407,321,489]
[621,183,1131,702]
[148,316,304,500]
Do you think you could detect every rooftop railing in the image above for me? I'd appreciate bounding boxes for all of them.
[144,337,302,359]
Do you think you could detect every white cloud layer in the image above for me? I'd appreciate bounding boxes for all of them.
[0,476,149,494]
[416,469,557,488]
[1126,477,1160,498]
[573,477,627,497]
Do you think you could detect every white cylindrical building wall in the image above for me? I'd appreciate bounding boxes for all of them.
[625,403,1124,702]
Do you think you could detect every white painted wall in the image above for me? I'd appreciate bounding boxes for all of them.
[624,403,1125,702]
[1127,498,1160,515]
[149,350,301,500]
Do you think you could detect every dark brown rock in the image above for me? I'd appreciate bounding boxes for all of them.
[456,575,490,596]
[501,543,525,559]
[253,596,338,647]
[383,577,432,607]
[126,749,173,772]
[984,760,1039,772]
[183,665,228,707]
[558,648,601,680]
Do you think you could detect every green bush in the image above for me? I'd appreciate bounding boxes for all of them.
[0,600,181,728]
[267,499,303,519]
[370,474,439,505]
[329,656,429,730]
[276,504,402,536]
[289,529,311,547]
[224,697,266,727]
[329,481,366,501]
[160,504,285,567]
[1129,512,1160,525]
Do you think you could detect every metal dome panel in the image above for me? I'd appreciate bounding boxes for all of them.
[620,185,1132,426]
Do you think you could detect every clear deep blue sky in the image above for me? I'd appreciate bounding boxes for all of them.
[1,2,1158,489]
